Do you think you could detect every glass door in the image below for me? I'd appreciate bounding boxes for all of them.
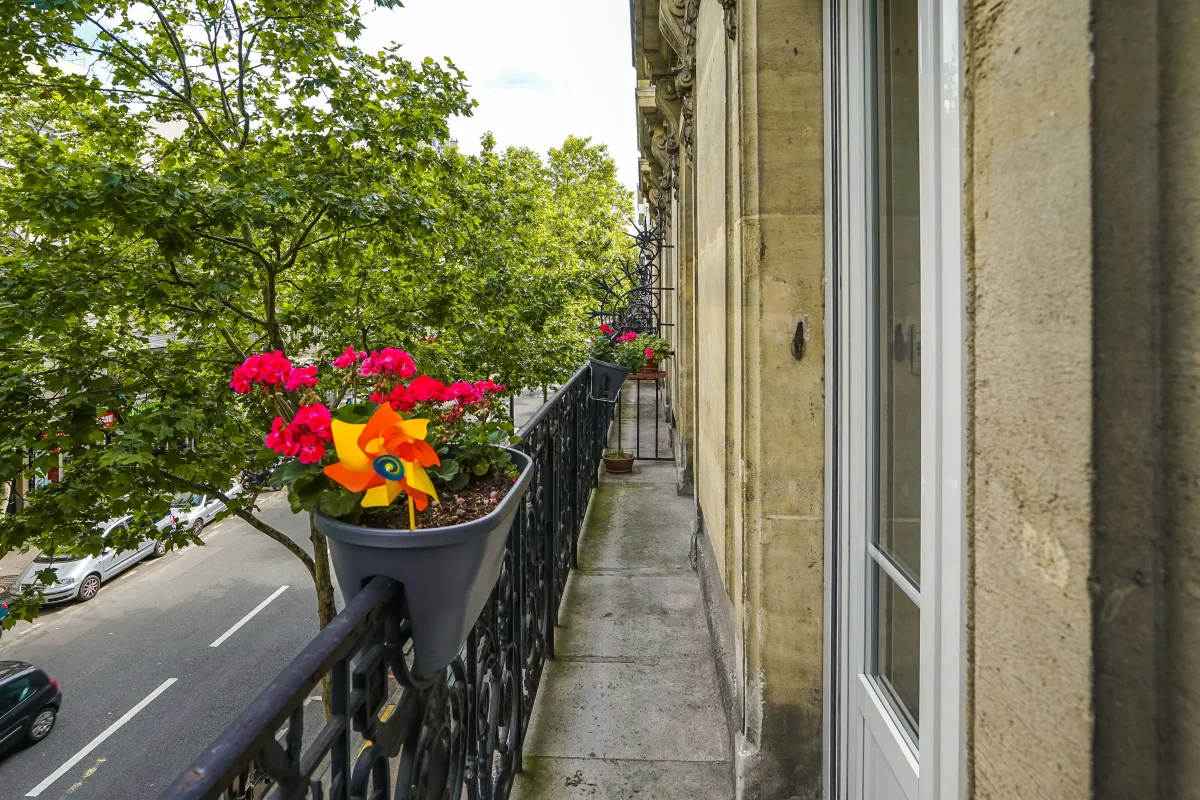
[827,0,964,795]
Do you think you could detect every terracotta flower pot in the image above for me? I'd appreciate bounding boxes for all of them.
[603,456,634,474]
[588,358,631,400]
[315,447,533,678]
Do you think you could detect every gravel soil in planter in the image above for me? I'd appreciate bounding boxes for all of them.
[315,447,533,678]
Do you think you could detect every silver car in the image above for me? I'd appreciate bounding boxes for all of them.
[15,515,173,604]
[170,481,242,535]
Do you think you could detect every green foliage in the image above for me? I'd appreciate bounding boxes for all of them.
[357,135,633,390]
[0,0,629,623]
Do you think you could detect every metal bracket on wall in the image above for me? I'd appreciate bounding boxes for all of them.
[792,319,808,361]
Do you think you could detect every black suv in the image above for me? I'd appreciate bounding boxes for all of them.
[0,661,62,757]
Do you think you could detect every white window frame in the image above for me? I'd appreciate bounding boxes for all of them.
[823,0,966,797]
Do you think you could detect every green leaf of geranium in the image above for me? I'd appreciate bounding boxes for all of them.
[319,486,362,518]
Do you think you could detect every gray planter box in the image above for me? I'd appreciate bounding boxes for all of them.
[315,447,533,677]
[588,358,631,401]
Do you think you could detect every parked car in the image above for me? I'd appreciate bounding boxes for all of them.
[15,515,172,604]
[170,481,242,535]
[0,661,62,757]
[241,462,284,492]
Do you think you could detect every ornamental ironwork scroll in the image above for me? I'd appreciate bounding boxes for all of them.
[591,218,666,337]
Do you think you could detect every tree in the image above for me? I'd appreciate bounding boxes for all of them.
[0,0,472,637]
[419,135,633,392]
[0,0,633,649]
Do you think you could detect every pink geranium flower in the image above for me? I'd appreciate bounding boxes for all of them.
[644,347,655,359]
[448,381,483,405]
[375,348,417,379]
[264,416,297,457]
[293,403,332,440]
[473,379,505,395]
[616,331,637,343]
[265,404,333,462]
[332,346,365,369]
[598,323,614,335]
[360,347,417,379]
[230,351,294,393]
[257,351,293,385]
[285,365,319,391]
[229,366,253,394]
[297,435,326,465]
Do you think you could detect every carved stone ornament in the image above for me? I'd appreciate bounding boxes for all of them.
[680,94,695,164]
[718,0,737,39]
[673,0,700,164]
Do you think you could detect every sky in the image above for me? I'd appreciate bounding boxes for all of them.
[357,0,640,195]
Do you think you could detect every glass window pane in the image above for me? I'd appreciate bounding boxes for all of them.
[867,0,921,741]
[874,566,920,733]
[872,0,921,585]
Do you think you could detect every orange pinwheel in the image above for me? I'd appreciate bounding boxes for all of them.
[323,404,441,521]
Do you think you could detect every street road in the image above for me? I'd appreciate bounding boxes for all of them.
[0,492,326,800]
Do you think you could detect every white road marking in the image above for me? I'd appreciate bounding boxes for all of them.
[18,623,41,636]
[26,678,177,797]
[209,585,289,648]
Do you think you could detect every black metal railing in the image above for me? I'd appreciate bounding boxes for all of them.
[592,218,673,461]
[161,363,611,800]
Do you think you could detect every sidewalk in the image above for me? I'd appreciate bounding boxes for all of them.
[511,460,733,800]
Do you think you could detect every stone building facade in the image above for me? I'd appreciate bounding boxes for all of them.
[631,1,1200,798]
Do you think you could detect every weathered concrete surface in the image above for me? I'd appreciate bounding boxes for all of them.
[515,758,732,800]
[511,461,732,800]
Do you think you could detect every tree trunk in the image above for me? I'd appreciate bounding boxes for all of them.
[309,514,338,720]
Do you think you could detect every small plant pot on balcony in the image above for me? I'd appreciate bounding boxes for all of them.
[588,358,631,401]
[630,360,665,380]
[314,447,533,678]
[602,451,634,474]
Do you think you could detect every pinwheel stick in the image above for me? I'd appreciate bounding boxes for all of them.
[408,495,417,530]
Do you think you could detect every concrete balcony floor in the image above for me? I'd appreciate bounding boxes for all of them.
[511,460,733,799]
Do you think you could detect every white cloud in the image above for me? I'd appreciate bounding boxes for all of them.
[358,0,639,194]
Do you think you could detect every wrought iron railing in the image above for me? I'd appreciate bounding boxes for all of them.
[592,218,673,461]
[161,363,611,800]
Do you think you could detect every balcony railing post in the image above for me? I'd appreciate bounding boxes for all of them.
[511,494,526,779]
[330,655,350,800]
[544,418,558,660]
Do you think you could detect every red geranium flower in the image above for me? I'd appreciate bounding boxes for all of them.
[407,375,449,403]
[388,385,416,412]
